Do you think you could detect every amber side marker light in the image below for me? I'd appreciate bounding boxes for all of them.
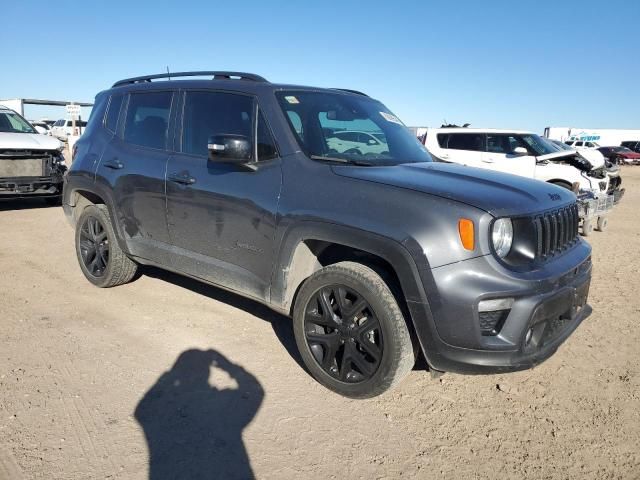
[458,218,475,250]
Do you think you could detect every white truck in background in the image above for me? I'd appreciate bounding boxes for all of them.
[544,127,640,147]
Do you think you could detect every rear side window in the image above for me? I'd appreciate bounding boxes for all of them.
[181,91,252,156]
[123,92,172,150]
[445,133,485,151]
[105,95,123,133]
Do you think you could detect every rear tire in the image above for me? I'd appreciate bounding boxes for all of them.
[75,204,138,288]
[292,261,415,398]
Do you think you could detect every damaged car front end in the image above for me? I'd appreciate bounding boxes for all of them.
[0,107,67,201]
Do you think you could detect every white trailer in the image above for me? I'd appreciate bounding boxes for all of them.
[544,127,640,146]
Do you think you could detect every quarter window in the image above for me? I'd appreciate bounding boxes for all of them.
[181,91,252,157]
[105,95,123,133]
[123,92,172,150]
[257,111,278,161]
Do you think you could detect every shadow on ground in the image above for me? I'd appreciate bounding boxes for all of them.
[0,198,60,211]
[135,348,264,480]
[141,266,305,369]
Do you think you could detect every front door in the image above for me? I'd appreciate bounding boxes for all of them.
[482,134,536,178]
[442,132,485,167]
[165,90,282,301]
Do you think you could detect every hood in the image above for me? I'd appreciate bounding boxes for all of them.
[332,162,576,217]
[0,132,62,151]
[539,150,604,171]
[622,151,640,158]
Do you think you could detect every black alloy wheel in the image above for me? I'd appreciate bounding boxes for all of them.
[304,285,382,383]
[79,215,109,277]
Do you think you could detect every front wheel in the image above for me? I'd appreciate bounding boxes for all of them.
[292,262,415,398]
[75,204,139,287]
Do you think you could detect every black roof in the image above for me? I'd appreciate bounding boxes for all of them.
[110,71,369,97]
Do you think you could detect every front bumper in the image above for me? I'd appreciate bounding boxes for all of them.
[409,242,592,374]
[0,175,64,198]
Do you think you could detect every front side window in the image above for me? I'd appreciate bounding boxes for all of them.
[124,91,172,149]
[0,110,36,133]
[181,91,252,156]
[277,91,430,166]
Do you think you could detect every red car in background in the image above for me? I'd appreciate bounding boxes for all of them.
[598,146,640,165]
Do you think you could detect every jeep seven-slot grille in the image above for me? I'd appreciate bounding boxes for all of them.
[532,204,580,259]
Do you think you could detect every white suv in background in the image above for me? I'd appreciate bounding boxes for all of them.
[422,128,609,195]
[50,119,88,140]
[326,130,389,155]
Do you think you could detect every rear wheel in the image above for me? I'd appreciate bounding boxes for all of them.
[292,262,415,398]
[75,204,138,287]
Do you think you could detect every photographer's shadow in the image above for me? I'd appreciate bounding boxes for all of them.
[135,349,264,480]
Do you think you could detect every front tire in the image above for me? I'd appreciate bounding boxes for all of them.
[292,262,415,398]
[75,204,139,288]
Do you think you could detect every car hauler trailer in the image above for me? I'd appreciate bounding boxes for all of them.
[544,127,640,146]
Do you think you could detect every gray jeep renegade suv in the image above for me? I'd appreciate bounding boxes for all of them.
[63,71,592,398]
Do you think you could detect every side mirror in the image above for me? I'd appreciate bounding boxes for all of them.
[512,146,528,156]
[367,139,377,145]
[208,134,253,166]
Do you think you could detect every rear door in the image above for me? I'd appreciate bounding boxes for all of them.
[95,90,174,261]
[438,132,485,167]
[483,134,536,177]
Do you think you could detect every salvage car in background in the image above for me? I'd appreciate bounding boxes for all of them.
[0,106,66,203]
[423,128,609,194]
[421,128,617,236]
[598,146,640,165]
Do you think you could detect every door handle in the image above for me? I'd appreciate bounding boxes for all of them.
[482,158,495,163]
[168,172,196,185]
[103,158,124,169]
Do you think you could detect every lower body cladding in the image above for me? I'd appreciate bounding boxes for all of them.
[408,243,592,373]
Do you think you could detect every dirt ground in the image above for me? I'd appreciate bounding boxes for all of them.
[1,168,639,480]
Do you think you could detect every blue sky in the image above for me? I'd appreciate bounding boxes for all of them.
[2,0,638,133]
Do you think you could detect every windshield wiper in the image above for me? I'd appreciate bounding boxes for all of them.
[310,155,374,166]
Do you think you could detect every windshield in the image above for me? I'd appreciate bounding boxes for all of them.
[0,110,36,134]
[614,147,631,153]
[549,139,573,151]
[276,91,431,166]
[520,134,559,156]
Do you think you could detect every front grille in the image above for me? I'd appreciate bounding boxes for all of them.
[532,204,580,259]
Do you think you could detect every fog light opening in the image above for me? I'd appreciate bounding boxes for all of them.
[524,327,533,346]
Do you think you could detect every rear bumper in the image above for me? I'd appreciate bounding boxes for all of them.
[410,244,593,374]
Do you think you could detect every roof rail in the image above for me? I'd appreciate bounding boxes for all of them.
[331,88,369,97]
[112,71,268,88]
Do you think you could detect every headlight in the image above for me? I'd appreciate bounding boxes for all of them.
[492,218,513,258]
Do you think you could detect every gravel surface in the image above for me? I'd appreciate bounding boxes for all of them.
[1,168,639,479]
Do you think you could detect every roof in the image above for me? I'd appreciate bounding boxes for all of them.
[108,71,371,98]
[425,127,534,135]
